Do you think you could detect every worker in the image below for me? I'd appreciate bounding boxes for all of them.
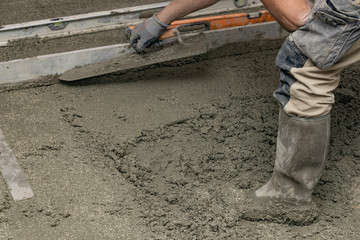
[129,0,360,225]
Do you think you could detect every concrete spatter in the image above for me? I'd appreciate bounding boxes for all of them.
[106,90,360,239]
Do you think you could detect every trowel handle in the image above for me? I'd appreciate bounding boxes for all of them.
[124,21,209,42]
[125,10,274,41]
[124,26,168,53]
[124,26,179,53]
[124,25,175,41]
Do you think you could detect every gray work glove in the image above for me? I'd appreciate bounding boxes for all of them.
[130,14,170,53]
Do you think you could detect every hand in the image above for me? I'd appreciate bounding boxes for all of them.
[129,14,170,53]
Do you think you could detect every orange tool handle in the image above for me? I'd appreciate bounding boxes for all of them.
[127,10,275,40]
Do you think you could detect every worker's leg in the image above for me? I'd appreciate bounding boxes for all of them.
[219,0,360,225]
[218,36,360,226]
[255,106,330,203]
[256,28,360,204]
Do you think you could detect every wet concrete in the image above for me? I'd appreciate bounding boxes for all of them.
[0,0,359,239]
[0,43,359,239]
[0,29,128,62]
[0,0,167,25]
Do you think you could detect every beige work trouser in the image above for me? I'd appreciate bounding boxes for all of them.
[284,38,360,118]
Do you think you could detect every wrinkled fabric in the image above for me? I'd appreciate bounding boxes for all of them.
[286,38,360,117]
[273,0,360,117]
[274,36,308,109]
[293,0,360,68]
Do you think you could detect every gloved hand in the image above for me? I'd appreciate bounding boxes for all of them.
[130,14,170,53]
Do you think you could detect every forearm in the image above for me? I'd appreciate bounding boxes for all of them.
[157,0,219,25]
[261,0,313,31]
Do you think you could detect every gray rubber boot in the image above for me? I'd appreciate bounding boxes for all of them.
[256,107,331,204]
[216,107,330,225]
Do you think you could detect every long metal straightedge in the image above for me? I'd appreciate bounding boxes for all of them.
[0,0,262,46]
[0,129,34,201]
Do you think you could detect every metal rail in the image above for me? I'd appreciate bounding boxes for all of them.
[0,0,262,46]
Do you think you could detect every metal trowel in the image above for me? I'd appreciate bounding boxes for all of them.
[59,25,208,81]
